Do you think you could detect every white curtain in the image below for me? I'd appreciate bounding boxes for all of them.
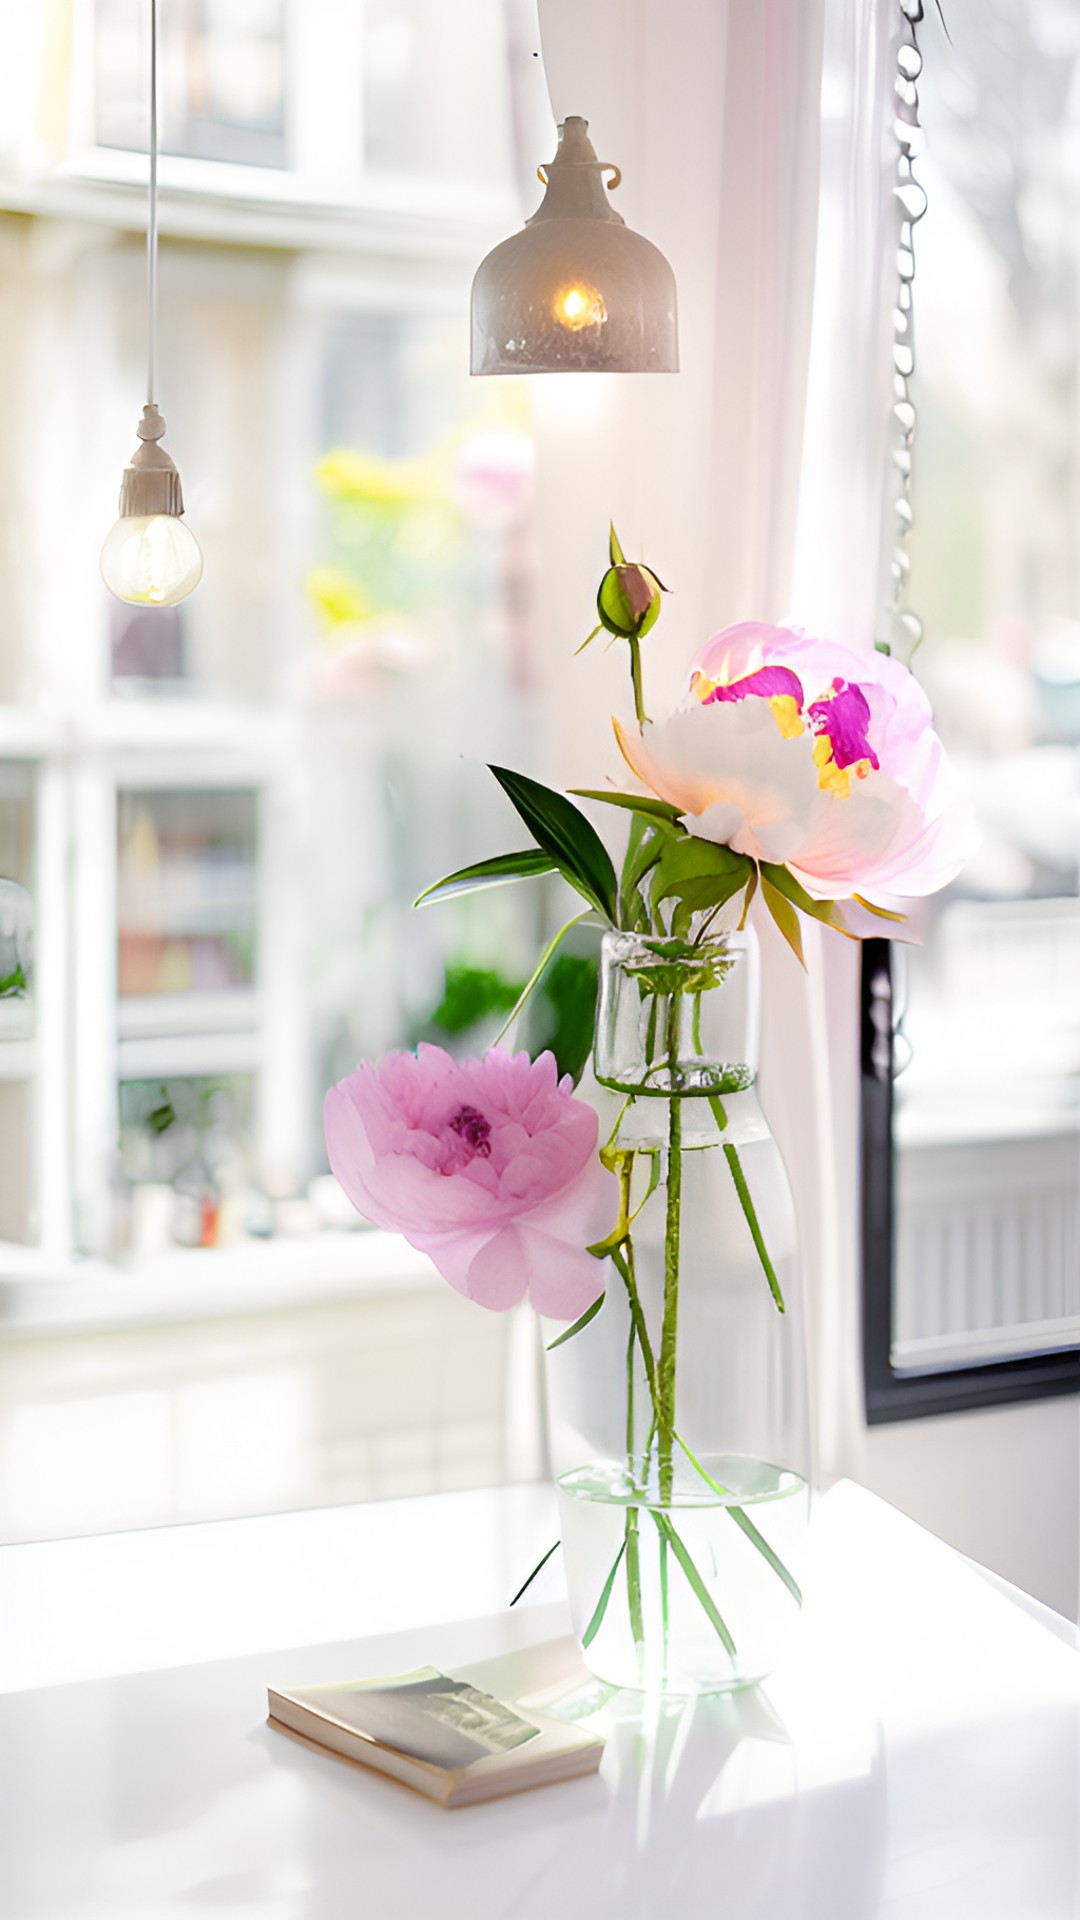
[529,0,897,1485]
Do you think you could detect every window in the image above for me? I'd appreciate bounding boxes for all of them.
[0,0,551,1537]
[863,0,1080,1418]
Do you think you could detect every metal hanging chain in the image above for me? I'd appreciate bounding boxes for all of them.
[147,0,158,405]
[881,0,930,662]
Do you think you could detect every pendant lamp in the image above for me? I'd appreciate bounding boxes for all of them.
[471,116,678,375]
[101,0,203,606]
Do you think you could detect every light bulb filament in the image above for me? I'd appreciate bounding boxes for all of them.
[553,284,607,332]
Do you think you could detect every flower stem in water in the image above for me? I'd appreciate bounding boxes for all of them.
[624,1321,644,1646]
[657,993,683,1503]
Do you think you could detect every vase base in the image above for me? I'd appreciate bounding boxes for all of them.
[556,1454,808,1695]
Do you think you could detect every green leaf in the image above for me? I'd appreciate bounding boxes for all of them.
[581,1539,627,1648]
[759,862,854,940]
[727,1507,803,1605]
[0,961,27,998]
[723,1143,785,1311]
[852,892,907,924]
[651,1512,737,1657]
[489,766,618,922]
[509,1540,561,1608]
[414,849,558,908]
[669,871,748,940]
[492,911,593,1046]
[672,1434,802,1606]
[737,863,758,930]
[570,789,683,825]
[575,623,604,656]
[609,522,626,567]
[650,835,751,915]
[546,1292,605,1350]
[760,872,806,967]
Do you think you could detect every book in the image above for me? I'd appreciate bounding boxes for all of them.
[267,1651,605,1809]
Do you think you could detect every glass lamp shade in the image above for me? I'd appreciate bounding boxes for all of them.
[471,116,678,375]
[100,513,204,607]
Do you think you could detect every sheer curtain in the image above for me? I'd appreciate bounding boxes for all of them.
[528,0,895,1484]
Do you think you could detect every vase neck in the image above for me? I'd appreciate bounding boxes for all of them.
[594,929,759,1098]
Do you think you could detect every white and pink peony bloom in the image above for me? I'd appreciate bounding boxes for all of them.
[324,1044,617,1318]
[615,621,973,903]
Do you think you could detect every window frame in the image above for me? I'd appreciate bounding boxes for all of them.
[861,937,1080,1422]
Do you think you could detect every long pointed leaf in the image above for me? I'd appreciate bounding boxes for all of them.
[490,766,618,922]
[727,1507,803,1606]
[546,1292,605,1350]
[414,849,557,908]
[651,1512,737,1658]
[570,788,683,825]
[509,1539,561,1607]
[760,873,806,968]
[672,1434,803,1606]
[724,1143,785,1312]
[492,911,592,1045]
[852,892,907,923]
[581,1539,627,1648]
[737,864,758,930]
[760,862,856,940]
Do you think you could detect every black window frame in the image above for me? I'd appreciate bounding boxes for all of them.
[861,937,1080,1422]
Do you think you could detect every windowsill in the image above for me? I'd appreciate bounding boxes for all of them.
[0,1229,440,1337]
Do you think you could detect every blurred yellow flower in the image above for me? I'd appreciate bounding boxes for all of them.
[314,448,443,506]
[305,565,369,629]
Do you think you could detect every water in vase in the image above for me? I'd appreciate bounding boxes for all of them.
[557,1453,809,1694]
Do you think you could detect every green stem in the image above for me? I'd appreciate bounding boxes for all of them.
[628,634,647,727]
[652,1511,738,1659]
[659,1530,669,1673]
[710,1094,785,1314]
[656,992,683,1504]
[673,1430,803,1607]
[624,1321,644,1647]
[723,1143,785,1312]
[610,1240,657,1405]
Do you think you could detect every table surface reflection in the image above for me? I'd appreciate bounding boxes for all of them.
[2,1481,1078,1918]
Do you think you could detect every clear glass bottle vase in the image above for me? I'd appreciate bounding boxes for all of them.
[544,927,810,1694]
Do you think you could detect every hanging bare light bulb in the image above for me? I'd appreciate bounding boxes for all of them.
[101,0,203,606]
[470,116,678,375]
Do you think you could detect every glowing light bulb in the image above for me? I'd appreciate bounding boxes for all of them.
[101,405,203,607]
[100,512,203,606]
[553,283,607,331]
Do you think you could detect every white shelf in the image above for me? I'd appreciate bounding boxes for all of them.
[0,999,32,1042]
[116,991,261,1040]
[116,1029,264,1079]
[0,1229,440,1335]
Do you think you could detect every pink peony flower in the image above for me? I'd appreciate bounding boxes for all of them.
[324,1044,617,1318]
[615,621,974,903]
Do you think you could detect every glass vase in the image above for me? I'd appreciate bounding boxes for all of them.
[543,927,810,1694]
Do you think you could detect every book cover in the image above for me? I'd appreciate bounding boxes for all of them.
[267,1650,604,1808]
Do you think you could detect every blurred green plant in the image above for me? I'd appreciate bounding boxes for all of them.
[428,963,525,1037]
[524,950,601,1088]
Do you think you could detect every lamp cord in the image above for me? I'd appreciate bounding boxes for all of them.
[147,0,158,405]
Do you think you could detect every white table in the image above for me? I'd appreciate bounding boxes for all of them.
[2,1480,1079,1918]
